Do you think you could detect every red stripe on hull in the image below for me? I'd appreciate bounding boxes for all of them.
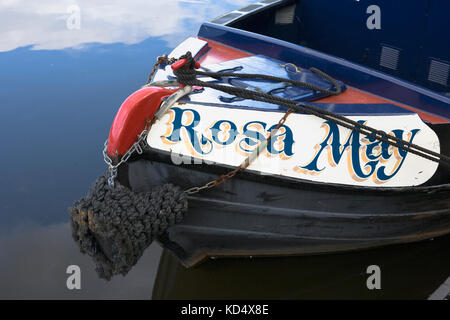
[197,38,251,65]
[316,86,449,124]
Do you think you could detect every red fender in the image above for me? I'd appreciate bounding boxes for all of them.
[106,86,177,158]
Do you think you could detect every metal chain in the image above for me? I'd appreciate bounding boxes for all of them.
[104,104,289,192]
[146,55,177,85]
[103,55,180,188]
[185,108,294,195]
[105,53,294,193]
[103,128,149,188]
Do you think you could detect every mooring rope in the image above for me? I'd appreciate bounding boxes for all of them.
[70,51,449,280]
[173,52,450,168]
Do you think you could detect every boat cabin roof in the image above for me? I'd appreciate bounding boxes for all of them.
[199,0,449,122]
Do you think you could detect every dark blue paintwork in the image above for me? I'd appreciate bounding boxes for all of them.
[198,22,449,120]
[292,0,450,93]
[293,0,429,86]
[417,0,450,91]
[225,0,450,94]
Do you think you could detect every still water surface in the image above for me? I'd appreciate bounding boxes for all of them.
[0,0,448,299]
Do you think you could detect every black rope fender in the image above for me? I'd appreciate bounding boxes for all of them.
[70,51,450,280]
[69,175,187,280]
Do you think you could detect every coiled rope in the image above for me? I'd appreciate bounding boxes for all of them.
[70,51,449,280]
[173,52,450,168]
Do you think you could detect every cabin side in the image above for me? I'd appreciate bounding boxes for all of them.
[212,0,450,96]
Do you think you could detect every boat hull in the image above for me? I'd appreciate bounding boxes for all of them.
[123,153,450,267]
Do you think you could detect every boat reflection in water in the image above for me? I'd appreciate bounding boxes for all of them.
[152,235,450,299]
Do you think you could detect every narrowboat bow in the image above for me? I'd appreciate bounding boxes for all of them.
[70,0,450,278]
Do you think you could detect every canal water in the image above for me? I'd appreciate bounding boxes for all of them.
[0,0,448,299]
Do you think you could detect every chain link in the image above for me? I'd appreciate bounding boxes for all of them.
[104,103,293,192]
[103,129,149,188]
[103,55,180,188]
[185,108,294,195]
[106,53,294,194]
[146,55,177,85]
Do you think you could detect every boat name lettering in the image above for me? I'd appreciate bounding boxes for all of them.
[161,107,420,183]
[162,107,295,157]
[299,120,420,183]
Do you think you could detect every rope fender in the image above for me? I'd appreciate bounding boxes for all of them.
[70,50,449,280]
[69,175,188,280]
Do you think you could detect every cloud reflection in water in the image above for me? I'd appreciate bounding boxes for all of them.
[0,223,163,299]
[0,0,253,52]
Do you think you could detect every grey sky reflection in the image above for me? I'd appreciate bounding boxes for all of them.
[0,0,261,300]
[0,223,162,299]
[0,0,253,52]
